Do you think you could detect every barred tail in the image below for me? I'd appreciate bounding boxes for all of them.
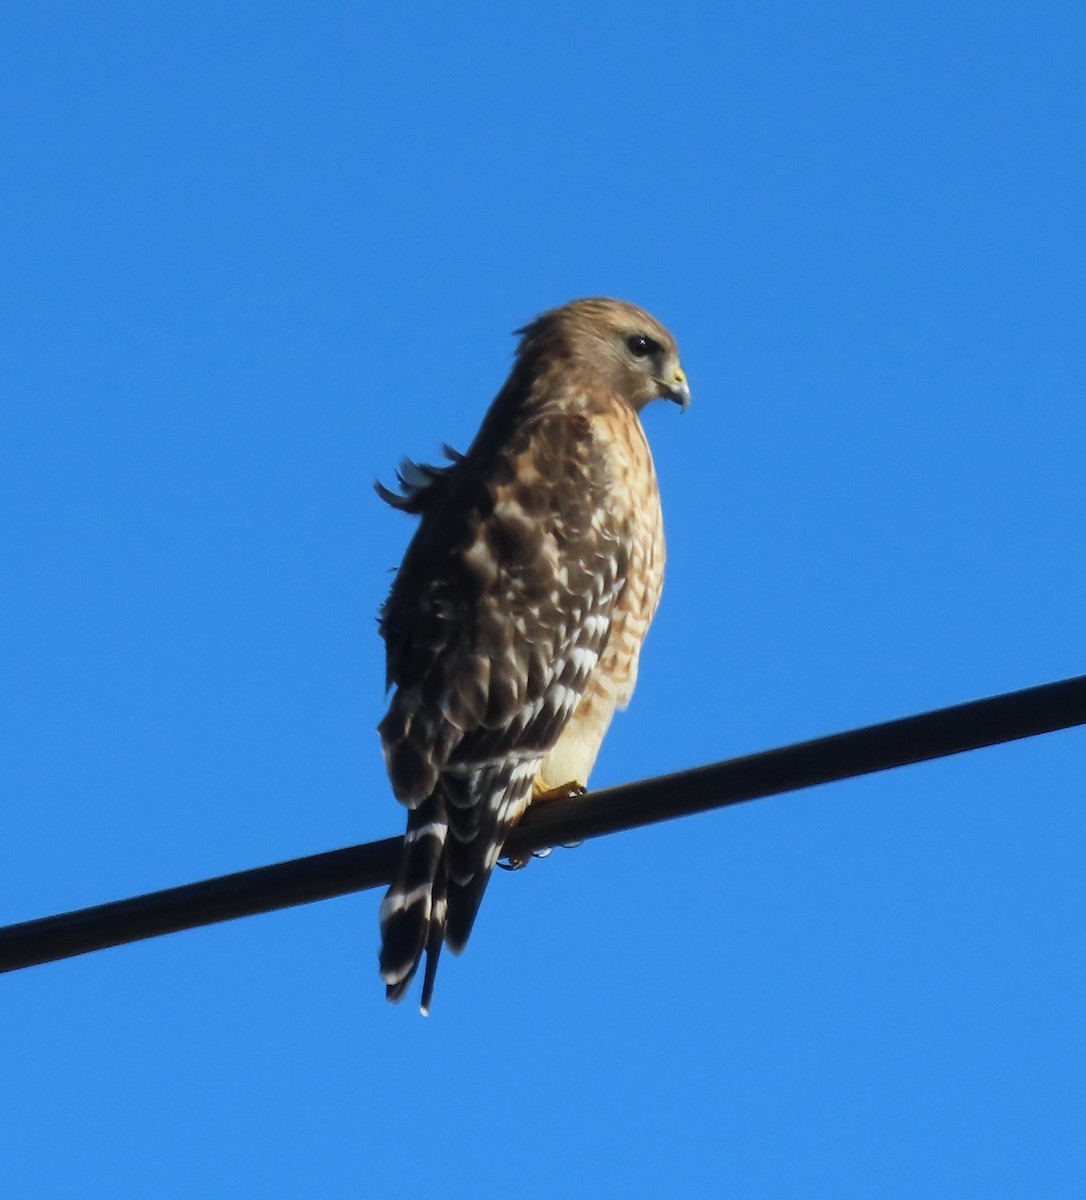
[378,791,448,1014]
[379,759,539,1013]
[443,760,538,951]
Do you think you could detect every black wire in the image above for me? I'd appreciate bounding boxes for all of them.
[2,673,1084,974]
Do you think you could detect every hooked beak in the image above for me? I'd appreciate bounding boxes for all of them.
[657,364,690,412]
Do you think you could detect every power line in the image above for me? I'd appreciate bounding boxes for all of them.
[2,673,1084,975]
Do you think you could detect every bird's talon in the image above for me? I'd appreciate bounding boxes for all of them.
[532,780,588,803]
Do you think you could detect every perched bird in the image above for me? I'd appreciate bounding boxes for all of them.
[376,297,689,1013]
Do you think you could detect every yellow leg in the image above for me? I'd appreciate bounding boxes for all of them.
[498,780,588,871]
[531,778,588,803]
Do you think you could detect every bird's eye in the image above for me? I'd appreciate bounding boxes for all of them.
[626,333,659,359]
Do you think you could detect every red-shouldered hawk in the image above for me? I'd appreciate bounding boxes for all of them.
[377,297,688,1013]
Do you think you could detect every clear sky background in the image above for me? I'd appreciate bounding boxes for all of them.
[3,3,1085,1196]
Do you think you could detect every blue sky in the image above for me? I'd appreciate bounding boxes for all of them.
[3,2,1085,1195]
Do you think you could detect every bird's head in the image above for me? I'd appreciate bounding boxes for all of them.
[517,297,690,414]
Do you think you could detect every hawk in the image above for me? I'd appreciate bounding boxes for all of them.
[376,297,689,1013]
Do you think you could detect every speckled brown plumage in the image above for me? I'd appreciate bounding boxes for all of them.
[377,297,689,1012]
